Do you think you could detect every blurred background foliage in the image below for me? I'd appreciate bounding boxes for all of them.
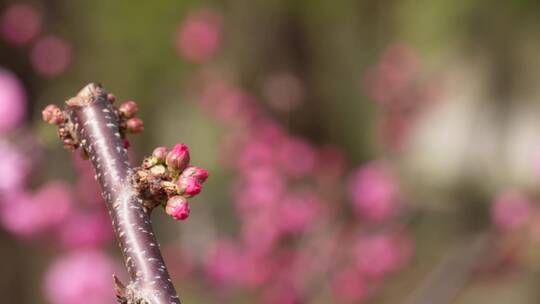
[2,0,540,303]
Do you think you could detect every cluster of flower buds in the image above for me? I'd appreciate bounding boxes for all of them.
[107,95,144,148]
[135,143,208,220]
[42,90,144,154]
[117,100,144,134]
[42,104,79,151]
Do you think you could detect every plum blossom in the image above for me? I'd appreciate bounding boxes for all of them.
[492,191,531,232]
[177,177,202,197]
[353,233,411,278]
[277,137,316,178]
[58,213,113,249]
[166,143,190,172]
[233,166,285,210]
[241,211,280,254]
[0,140,29,195]
[278,191,321,234]
[204,240,244,285]
[331,268,371,303]
[0,4,42,46]
[175,9,222,63]
[188,67,416,301]
[262,72,305,112]
[44,250,117,304]
[166,196,191,221]
[348,161,400,221]
[0,181,73,238]
[236,139,275,171]
[362,43,419,106]
[0,68,26,134]
[259,282,301,304]
[30,35,72,77]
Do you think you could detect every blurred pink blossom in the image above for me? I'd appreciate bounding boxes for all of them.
[175,9,222,63]
[44,250,117,304]
[0,68,26,133]
[0,181,73,238]
[277,137,316,178]
[377,113,411,152]
[259,282,301,304]
[233,166,285,210]
[189,67,416,299]
[198,81,256,125]
[532,145,540,180]
[237,250,273,288]
[30,35,72,77]
[315,146,346,179]
[58,213,113,249]
[215,87,253,123]
[278,191,321,234]
[492,191,531,232]
[348,161,400,221]
[353,234,403,278]
[204,239,243,286]
[0,140,29,194]
[362,43,419,106]
[236,140,275,171]
[262,72,305,112]
[0,4,42,46]
[241,211,280,254]
[166,196,191,221]
[331,268,371,303]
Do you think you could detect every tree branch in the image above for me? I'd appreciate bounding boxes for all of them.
[64,83,181,304]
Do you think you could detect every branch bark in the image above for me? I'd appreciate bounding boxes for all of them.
[65,83,181,304]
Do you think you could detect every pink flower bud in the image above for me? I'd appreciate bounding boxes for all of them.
[126,117,144,133]
[348,161,399,221]
[106,93,116,103]
[166,196,190,220]
[492,191,531,232]
[122,138,130,149]
[31,35,72,77]
[0,68,26,133]
[151,146,168,163]
[118,100,138,118]
[42,104,65,125]
[181,165,209,183]
[175,10,222,63]
[166,144,190,172]
[44,250,116,304]
[1,4,42,47]
[177,177,202,197]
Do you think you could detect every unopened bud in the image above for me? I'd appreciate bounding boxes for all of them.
[62,138,77,150]
[126,117,144,133]
[122,139,130,149]
[177,177,202,197]
[107,93,116,103]
[118,100,138,118]
[150,165,167,177]
[42,104,65,125]
[165,196,190,220]
[181,166,209,183]
[151,146,168,163]
[166,144,190,172]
